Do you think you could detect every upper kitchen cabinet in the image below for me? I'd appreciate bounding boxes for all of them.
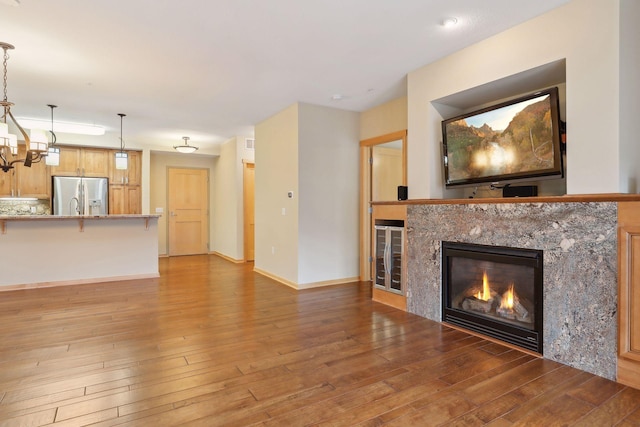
[0,145,50,198]
[51,146,110,178]
[109,149,141,186]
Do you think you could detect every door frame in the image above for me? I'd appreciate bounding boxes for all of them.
[359,130,407,281]
[243,160,255,262]
[167,166,210,256]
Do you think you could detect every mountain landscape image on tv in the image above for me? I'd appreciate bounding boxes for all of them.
[442,87,562,187]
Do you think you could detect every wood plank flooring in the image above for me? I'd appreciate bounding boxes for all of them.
[0,255,639,426]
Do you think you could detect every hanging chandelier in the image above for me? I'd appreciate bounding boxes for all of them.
[174,136,198,154]
[0,42,48,173]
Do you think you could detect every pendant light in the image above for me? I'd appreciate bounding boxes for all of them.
[45,104,60,166]
[174,136,198,154]
[115,113,128,170]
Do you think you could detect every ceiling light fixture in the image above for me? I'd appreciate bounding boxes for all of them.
[45,104,60,166]
[0,42,47,172]
[114,113,128,170]
[174,136,198,154]
[441,17,458,28]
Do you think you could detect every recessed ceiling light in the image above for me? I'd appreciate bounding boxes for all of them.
[331,94,345,101]
[441,17,458,28]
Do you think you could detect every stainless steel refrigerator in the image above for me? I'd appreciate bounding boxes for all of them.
[52,176,109,216]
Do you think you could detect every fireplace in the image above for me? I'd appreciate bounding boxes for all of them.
[441,241,543,353]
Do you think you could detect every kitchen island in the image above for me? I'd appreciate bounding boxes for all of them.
[0,214,159,289]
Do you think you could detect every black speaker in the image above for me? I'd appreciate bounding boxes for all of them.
[397,186,408,201]
[503,185,538,198]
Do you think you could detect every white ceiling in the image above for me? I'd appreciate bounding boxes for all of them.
[0,0,569,152]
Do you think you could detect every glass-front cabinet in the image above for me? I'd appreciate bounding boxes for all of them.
[374,219,404,294]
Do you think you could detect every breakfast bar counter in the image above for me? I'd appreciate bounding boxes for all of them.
[0,214,160,289]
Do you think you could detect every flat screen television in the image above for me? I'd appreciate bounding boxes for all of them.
[442,87,563,188]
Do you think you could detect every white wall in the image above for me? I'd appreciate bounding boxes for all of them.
[298,103,360,285]
[212,136,254,260]
[254,104,300,283]
[0,217,158,287]
[407,0,632,198]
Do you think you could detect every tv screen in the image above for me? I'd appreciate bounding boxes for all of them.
[442,87,563,188]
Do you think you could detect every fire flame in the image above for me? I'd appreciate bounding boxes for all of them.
[500,284,515,309]
[476,271,491,301]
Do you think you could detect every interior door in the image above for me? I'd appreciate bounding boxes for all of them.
[168,168,209,256]
[243,162,255,261]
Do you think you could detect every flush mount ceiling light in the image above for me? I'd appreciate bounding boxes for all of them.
[114,113,128,170]
[174,136,198,154]
[0,42,48,172]
[441,17,458,28]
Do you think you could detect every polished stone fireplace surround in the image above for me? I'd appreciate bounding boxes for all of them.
[406,200,617,380]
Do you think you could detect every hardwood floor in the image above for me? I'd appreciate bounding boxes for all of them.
[0,255,639,426]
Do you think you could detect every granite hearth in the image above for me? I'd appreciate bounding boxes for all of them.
[405,197,619,380]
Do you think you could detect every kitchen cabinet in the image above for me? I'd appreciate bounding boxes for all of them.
[0,145,50,198]
[51,146,110,177]
[618,201,640,390]
[109,149,142,214]
[109,150,141,185]
[109,184,141,214]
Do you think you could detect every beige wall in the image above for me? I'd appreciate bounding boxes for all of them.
[407,0,634,198]
[360,96,408,141]
[254,104,300,283]
[297,103,360,285]
[619,0,640,193]
[150,151,217,256]
[254,103,360,287]
[212,136,254,261]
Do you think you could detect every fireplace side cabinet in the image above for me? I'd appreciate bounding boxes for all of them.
[371,204,407,311]
[618,201,640,390]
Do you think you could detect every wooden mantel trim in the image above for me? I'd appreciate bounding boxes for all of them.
[372,193,640,206]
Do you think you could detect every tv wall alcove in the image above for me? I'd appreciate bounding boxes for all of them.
[431,59,568,200]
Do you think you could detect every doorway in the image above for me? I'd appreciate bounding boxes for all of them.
[243,161,255,261]
[168,167,209,256]
[360,130,407,281]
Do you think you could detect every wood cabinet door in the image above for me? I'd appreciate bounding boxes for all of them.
[51,146,81,176]
[126,185,141,214]
[16,157,50,198]
[109,184,126,214]
[126,151,142,186]
[0,168,16,197]
[109,184,141,214]
[109,150,141,185]
[81,148,110,177]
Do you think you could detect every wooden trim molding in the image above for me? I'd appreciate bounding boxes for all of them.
[359,130,408,282]
[212,252,244,264]
[372,288,406,311]
[0,273,160,292]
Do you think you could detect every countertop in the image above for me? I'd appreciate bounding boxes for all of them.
[0,214,161,221]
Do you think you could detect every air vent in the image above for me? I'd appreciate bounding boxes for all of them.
[245,138,255,150]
